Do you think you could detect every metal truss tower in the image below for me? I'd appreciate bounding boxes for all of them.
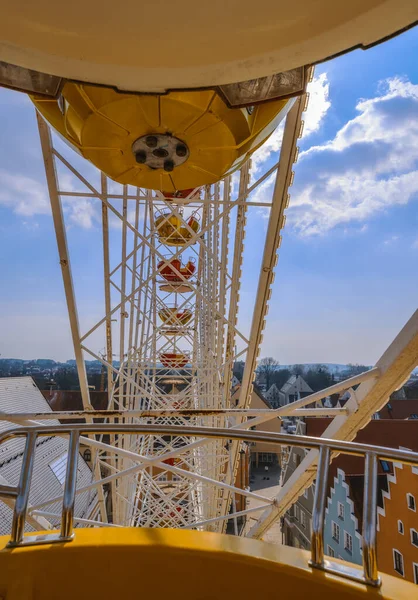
[5,90,416,538]
[29,95,303,530]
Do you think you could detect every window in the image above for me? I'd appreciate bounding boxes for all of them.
[414,563,418,585]
[344,532,353,554]
[294,505,299,521]
[49,453,68,485]
[407,494,416,511]
[380,460,391,473]
[300,510,306,529]
[303,488,309,500]
[327,545,335,558]
[393,550,404,576]
[411,529,418,547]
[338,502,345,520]
[332,521,340,543]
[398,520,404,535]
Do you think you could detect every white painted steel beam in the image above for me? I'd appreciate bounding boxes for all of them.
[247,309,418,538]
[36,113,91,411]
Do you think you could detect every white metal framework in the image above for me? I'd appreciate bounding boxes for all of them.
[1,86,417,538]
[20,97,303,531]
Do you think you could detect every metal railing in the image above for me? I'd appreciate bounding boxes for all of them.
[1,423,418,587]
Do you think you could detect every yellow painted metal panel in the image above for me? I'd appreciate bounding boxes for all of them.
[32,84,289,191]
[0,528,415,600]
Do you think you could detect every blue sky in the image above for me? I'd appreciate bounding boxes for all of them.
[0,27,418,364]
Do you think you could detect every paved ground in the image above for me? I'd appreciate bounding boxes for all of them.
[245,464,283,545]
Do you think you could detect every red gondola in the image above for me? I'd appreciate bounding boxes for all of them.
[160,352,189,369]
[158,257,196,282]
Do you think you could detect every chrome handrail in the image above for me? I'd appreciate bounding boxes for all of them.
[1,423,418,587]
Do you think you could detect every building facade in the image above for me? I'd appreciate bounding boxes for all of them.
[280,375,313,406]
[281,421,314,550]
[324,469,362,564]
[264,383,283,408]
[377,460,418,584]
[281,416,418,579]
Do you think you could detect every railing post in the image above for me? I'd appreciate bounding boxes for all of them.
[60,430,80,540]
[310,445,330,568]
[362,452,380,586]
[9,432,37,545]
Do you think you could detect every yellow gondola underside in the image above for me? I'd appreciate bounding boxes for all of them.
[0,528,415,600]
[31,84,289,192]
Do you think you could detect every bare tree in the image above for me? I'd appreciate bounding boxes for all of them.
[233,360,245,382]
[257,357,279,391]
[291,364,305,377]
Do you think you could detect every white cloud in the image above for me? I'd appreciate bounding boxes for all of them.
[250,123,285,174]
[0,170,50,216]
[303,73,331,137]
[251,172,275,206]
[384,235,399,245]
[0,167,100,229]
[250,73,331,175]
[22,220,40,231]
[67,198,97,229]
[288,77,418,235]
[58,171,100,229]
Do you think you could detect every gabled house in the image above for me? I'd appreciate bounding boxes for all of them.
[280,375,313,405]
[324,469,362,563]
[264,383,284,408]
[0,377,98,535]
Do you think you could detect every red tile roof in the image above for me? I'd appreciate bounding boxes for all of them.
[306,417,418,447]
[378,399,418,420]
[306,418,418,476]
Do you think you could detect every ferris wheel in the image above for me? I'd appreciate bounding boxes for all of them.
[1,4,418,597]
[3,90,409,539]
[26,93,303,530]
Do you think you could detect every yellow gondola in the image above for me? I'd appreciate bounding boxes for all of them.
[31,85,290,193]
[155,210,200,245]
[159,307,193,326]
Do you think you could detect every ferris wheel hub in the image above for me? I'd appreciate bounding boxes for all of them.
[132,133,190,172]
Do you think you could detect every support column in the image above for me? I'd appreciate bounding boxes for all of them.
[36,112,92,410]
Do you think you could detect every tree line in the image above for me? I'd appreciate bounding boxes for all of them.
[233,358,369,393]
